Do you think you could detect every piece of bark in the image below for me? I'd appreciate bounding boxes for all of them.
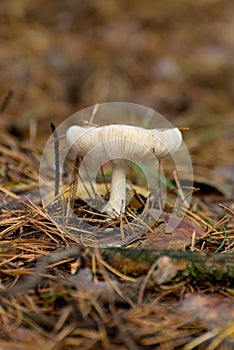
[93,248,234,283]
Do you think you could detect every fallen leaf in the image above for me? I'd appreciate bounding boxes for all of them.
[142,210,204,250]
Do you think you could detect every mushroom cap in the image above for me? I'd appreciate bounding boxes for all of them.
[67,124,182,160]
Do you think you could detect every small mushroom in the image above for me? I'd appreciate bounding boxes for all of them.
[67,124,182,215]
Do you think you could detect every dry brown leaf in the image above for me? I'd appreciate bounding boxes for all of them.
[143,212,204,250]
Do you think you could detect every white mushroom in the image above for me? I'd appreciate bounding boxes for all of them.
[67,124,182,216]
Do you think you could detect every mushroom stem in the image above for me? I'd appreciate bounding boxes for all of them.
[103,159,126,215]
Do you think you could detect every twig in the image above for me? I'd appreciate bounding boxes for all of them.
[100,165,109,193]
[173,170,190,209]
[80,157,98,199]
[138,260,158,304]
[190,230,196,251]
[90,103,99,124]
[219,204,234,217]
[50,123,60,199]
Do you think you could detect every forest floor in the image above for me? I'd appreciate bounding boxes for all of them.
[0,1,233,349]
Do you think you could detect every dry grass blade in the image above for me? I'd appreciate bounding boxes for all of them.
[137,259,158,305]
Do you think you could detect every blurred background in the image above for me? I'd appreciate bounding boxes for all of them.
[0,0,233,174]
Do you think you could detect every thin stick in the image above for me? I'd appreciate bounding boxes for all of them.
[218,204,234,217]
[158,159,163,210]
[127,207,154,233]
[178,127,190,131]
[78,157,98,200]
[173,169,190,209]
[191,230,196,251]
[77,171,93,201]
[152,150,163,210]
[100,165,109,193]
[69,156,80,209]
[119,212,125,240]
[0,186,20,200]
[127,181,147,207]
[50,123,60,199]
[81,158,97,199]
[90,103,99,124]
[138,260,158,304]
[97,255,137,283]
